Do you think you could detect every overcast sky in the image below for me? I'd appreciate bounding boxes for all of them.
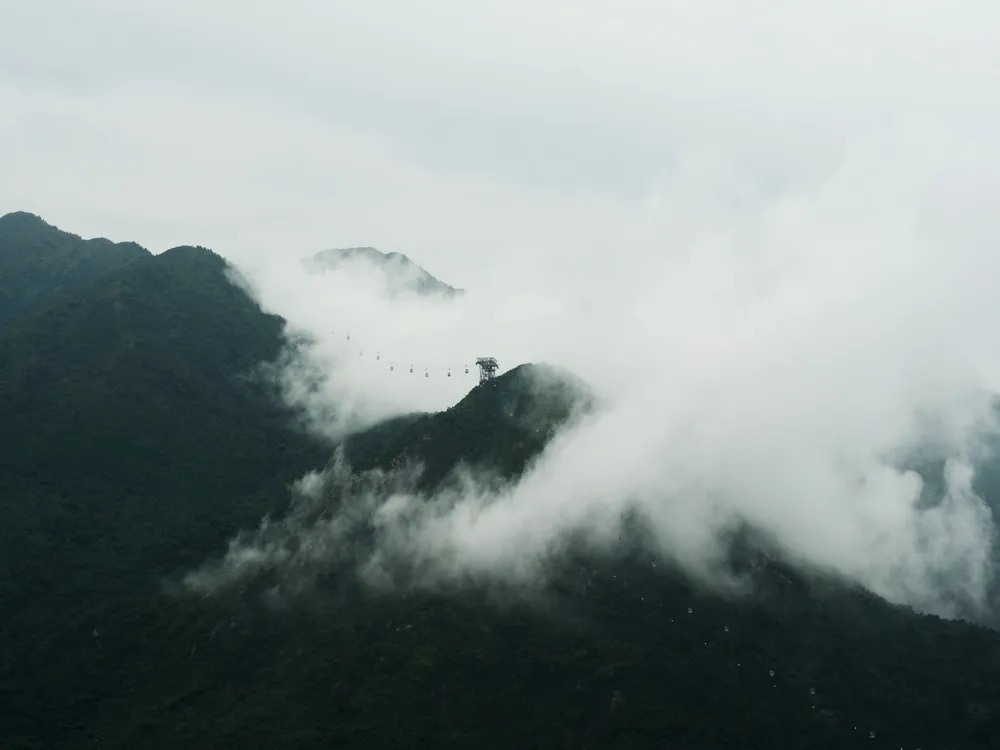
[4,1,1000,286]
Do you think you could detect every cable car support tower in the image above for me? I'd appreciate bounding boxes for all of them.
[475,357,499,385]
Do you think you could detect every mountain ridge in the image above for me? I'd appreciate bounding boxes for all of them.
[343,362,594,488]
[0,211,151,327]
[3,215,1000,748]
[306,245,462,298]
[0,239,332,745]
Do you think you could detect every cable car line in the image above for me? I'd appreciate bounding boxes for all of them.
[332,329,480,378]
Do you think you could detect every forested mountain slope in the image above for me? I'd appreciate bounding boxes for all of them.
[0,211,150,327]
[82,367,1000,750]
[0,244,331,746]
[3,219,1000,749]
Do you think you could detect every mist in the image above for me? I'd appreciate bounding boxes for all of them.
[180,118,1000,622]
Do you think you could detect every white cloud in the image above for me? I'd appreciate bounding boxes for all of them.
[199,119,1000,620]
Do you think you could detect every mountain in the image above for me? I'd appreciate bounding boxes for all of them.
[0,211,151,327]
[79,368,1000,750]
[306,246,462,298]
[4,217,1000,748]
[0,243,331,746]
[342,362,594,490]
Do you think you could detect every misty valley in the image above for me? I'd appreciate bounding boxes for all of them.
[3,210,1000,750]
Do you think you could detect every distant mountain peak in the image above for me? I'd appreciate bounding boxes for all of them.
[305,246,462,298]
[159,244,226,265]
[0,210,48,230]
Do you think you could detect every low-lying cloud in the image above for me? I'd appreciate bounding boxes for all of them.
[186,121,1000,623]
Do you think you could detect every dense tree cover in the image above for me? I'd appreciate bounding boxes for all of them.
[2,222,1000,748]
[0,244,331,746]
[0,212,150,327]
[83,554,1000,750]
[342,362,592,490]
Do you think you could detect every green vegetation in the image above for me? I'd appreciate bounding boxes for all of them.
[2,214,1000,748]
[0,212,150,327]
[342,362,593,490]
[0,239,330,745]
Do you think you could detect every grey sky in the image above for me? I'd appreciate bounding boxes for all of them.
[5,1,1000,285]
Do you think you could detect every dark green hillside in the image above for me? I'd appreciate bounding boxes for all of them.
[87,552,1000,750]
[0,245,318,496]
[0,211,150,327]
[4,219,1000,748]
[0,245,331,745]
[81,368,1000,750]
[343,363,593,489]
